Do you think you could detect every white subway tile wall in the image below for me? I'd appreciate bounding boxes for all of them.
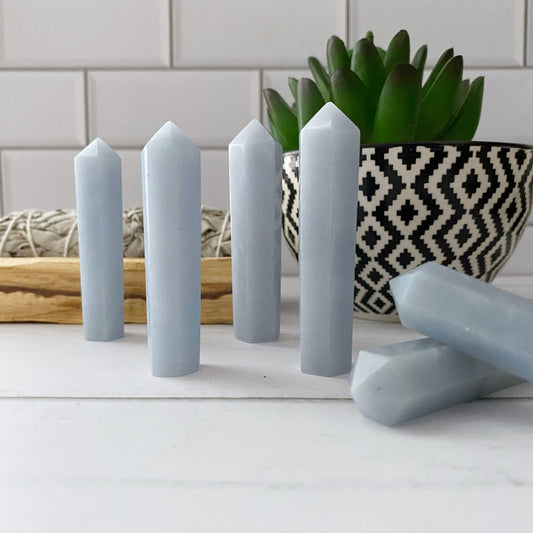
[0,0,170,67]
[350,0,525,67]
[0,72,85,147]
[0,0,530,275]
[172,0,346,67]
[528,0,533,65]
[88,71,260,147]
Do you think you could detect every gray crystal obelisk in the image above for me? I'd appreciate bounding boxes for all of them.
[229,120,282,343]
[350,338,523,426]
[391,261,533,382]
[142,121,201,377]
[74,138,124,341]
[299,103,360,376]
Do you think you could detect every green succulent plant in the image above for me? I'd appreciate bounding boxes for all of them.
[263,30,484,151]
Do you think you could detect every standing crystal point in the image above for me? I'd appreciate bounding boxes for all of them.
[229,120,282,343]
[142,121,201,377]
[299,103,360,376]
[391,262,533,382]
[350,338,523,426]
[74,138,124,341]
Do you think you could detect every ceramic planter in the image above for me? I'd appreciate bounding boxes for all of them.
[281,141,533,320]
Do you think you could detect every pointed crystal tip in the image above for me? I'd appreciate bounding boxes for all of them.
[143,121,199,152]
[76,138,118,159]
[301,102,360,133]
[390,262,450,314]
[229,119,278,147]
[389,268,416,312]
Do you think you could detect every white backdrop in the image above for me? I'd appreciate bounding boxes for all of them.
[0,0,531,274]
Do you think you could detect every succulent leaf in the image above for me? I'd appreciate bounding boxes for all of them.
[265,31,484,150]
[288,77,299,101]
[411,44,428,83]
[331,67,374,142]
[373,64,422,143]
[383,30,410,74]
[263,89,299,151]
[439,76,484,141]
[307,56,331,102]
[422,47,454,98]
[327,35,350,76]
[416,55,463,140]
[433,78,469,139]
[267,109,285,148]
[350,38,386,105]
[296,78,325,131]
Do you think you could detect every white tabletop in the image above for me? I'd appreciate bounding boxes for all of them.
[2,276,533,533]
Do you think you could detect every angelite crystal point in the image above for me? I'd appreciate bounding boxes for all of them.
[142,121,201,377]
[350,338,522,426]
[299,103,360,377]
[391,262,533,382]
[74,138,124,342]
[229,120,281,343]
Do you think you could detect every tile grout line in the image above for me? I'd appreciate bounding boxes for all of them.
[525,0,529,66]
[345,0,350,44]
[83,70,90,144]
[0,65,530,72]
[0,145,231,151]
[168,0,174,67]
[0,396,354,402]
[0,149,4,216]
[0,396,530,402]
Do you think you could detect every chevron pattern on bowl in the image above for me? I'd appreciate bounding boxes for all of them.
[282,142,533,320]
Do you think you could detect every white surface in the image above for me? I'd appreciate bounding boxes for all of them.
[0,0,169,67]
[1,148,230,212]
[467,68,533,145]
[88,71,260,148]
[0,72,85,147]
[349,0,525,66]
[0,2,531,279]
[1,276,533,532]
[0,145,301,275]
[172,0,346,67]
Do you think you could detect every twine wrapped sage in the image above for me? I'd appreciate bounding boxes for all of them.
[0,206,231,258]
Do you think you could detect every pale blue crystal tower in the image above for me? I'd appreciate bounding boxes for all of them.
[142,122,201,377]
[391,262,533,382]
[299,103,360,376]
[229,120,282,343]
[74,138,124,341]
[350,338,523,426]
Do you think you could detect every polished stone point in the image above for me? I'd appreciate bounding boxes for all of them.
[75,138,124,342]
[350,338,523,426]
[229,120,281,343]
[142,121,201,377]
[299,103,360,377]
[391,261,533,382]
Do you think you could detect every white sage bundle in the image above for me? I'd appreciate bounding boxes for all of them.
[0,206,231,258]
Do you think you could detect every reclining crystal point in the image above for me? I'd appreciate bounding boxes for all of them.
[390,262,533,382]
[350,338,522,426]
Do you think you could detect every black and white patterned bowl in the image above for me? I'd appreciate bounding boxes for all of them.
[282,142,533,321]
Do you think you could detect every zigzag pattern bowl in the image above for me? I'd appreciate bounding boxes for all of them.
[281,142,533,320]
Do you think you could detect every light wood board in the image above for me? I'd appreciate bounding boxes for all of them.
[0,257,232,324]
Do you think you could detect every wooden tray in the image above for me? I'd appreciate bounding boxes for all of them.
[0,257,232,324]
